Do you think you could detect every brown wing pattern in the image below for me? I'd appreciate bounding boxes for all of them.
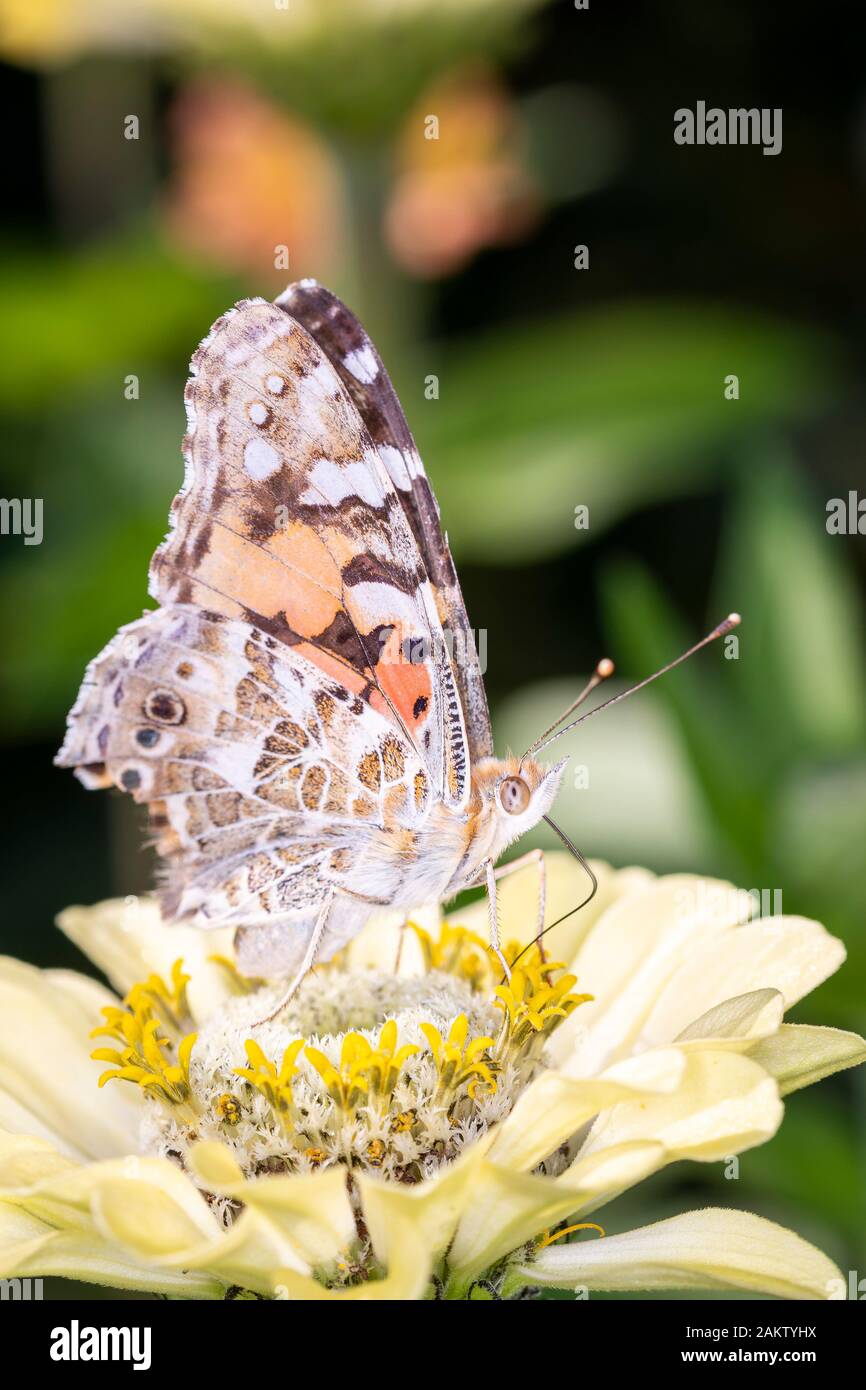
[55,605,431,927]
[148,295,470,809]
[277,279,493,763]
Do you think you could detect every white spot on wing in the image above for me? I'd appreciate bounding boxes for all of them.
[301,458,383,507]
[344,344,378,384]
[248,401,269,425]
[244,436,281,480]
[265,374,285,394]
[379,444,419,489]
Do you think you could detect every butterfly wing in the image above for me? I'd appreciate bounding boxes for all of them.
[149,294,470,811]
[55,606,430,953]
[57,290,474,973]
[278,280,494,764]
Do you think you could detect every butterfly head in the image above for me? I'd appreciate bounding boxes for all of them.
[475,755,567,854]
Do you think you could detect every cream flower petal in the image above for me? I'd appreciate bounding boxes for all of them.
[0,1130,77,1188]
[8,1153,216,1237]
[548,875,753,1073]
[57,897,236,1024]
[0,957,142,1159]
[0,1197,221,1297]
[450,855,655,967]
[447,1141,666,1290]
[357,1132,493,1269]
[13,1149,289,1298]
[640,917,846,1046]
[93,1177,220,1255]
[489,1047,685,1171]
[674,988,785,1048]
[506,1207,843,1300]
[188,1142,357,1270]
[272,1208,431,1301]
[0,1089,93,1162]
[749,1023,866,1096]
[97,1190,310,1295]
[92,1169,326,1298]
[578,1050,782,1168]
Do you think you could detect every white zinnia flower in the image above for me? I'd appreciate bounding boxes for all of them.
[0,854,862,1301]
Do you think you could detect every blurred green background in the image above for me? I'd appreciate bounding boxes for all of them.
[0,0,864,1297]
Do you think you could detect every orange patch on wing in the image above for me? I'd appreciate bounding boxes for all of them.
[195,526,284,621]
[294,642,368,695]
[270,520,341,591]
[376,660,433,735]
[282,582,342,640]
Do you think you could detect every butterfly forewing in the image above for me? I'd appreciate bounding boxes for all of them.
[277,280,493,765]
[149,295,468,809]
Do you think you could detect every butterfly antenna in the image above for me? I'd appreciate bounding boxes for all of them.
[505,613,741,980]
[520,658,615,765]
[505,815,598,976]
[528,613,741,761]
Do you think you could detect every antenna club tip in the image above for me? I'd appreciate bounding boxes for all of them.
[596,657,615,678]
[725,612,742,629]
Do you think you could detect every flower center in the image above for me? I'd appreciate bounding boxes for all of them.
[92,923,592,1188]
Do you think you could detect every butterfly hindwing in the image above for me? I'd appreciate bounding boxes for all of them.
[55,605,430,935]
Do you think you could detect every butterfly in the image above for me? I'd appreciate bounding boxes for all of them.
[56,280,738,1015]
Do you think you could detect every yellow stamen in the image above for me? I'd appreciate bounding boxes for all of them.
[207,954,262,995]
[494,945,592,1052]
[411,921,492,989]
[92,1012,197,1112]
[305,1034,370,1111]
[420,1015,497,1099]
[538,1222,605,1250]
[234,1037,305,1117]
[125,958,190,1031]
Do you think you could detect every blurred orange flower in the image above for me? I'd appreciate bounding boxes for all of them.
[385,68,541,279]
[163,77,345,285]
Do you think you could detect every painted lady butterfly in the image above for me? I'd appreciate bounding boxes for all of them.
[56,281,738,1016]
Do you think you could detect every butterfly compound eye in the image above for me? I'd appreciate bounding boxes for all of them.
[499,775,531,815]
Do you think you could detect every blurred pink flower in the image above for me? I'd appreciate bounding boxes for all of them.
[163,77,345,285]
[385,68,541,279]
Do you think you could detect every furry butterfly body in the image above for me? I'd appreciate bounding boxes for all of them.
[57,282,564,991]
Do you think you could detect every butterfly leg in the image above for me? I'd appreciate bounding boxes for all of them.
[487,848,547,955]
[252,896,332,1025]
[468,848,547,967]
[484,860,512,982]
[393,918,409,975]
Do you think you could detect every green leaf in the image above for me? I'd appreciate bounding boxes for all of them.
[714,451,866,755]
[411,304,837,563]
[0,237,236,412]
